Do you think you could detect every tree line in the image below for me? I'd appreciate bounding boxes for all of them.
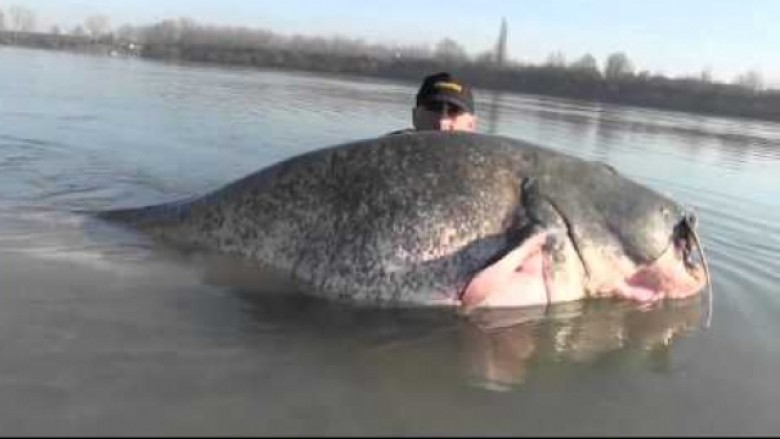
[2,6,780,122]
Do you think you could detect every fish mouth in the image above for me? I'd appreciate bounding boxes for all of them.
[674,214,708,280]
[675,213,713,326]
[615,213,710,309]
[666,213,711,296]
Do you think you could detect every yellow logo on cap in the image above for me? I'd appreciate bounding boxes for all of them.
[434,81,463,93]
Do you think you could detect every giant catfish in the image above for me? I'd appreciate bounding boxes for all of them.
[97,132,710,313]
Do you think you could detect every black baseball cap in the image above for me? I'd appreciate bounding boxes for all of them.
[415,72,475,114]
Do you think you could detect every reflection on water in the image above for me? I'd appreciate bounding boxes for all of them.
[223,286,703,393]
[462,299,702,391]
[186,247,704,393]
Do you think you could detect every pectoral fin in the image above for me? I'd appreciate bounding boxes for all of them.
[460,232,552,313]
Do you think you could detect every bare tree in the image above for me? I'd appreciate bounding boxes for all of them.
[71,25,86,37]
[0,7,6,31]
[570,54,599,73]
[50,24,61,35]
[734,69,763,92]
[699,67,713,83]
[84,14,111,38]
[143,19,182,44]
[434,38,468,63]
[116,24,139,41]
[545,51,566,67]
[604,52,634,80]
[9,5,36,32]
[635,70,651,80]
[474,50,495,64]
[392,43,431,60]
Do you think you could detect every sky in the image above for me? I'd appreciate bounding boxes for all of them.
[6,0,780,86]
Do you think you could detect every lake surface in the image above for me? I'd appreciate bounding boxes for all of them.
[1,46,779,435]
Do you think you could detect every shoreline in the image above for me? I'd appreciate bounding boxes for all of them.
[4,30,780,125]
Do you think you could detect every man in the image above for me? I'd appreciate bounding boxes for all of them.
[389,72,478,134]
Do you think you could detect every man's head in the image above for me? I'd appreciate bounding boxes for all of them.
[413,72,477,132]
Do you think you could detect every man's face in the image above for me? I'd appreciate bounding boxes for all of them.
[413,101,477,132]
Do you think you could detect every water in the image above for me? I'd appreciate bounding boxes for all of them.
[1,46,779,435]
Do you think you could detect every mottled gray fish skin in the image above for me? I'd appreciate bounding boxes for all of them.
[97,132,687,306]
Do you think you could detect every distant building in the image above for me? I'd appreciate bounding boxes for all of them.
[495,17,508,66]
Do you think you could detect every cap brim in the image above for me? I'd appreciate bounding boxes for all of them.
[425,94,472,112]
